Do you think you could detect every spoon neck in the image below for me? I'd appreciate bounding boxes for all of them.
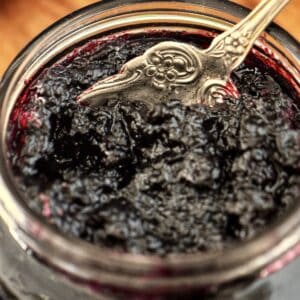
[205,0,290,73]
[236,0,290,42]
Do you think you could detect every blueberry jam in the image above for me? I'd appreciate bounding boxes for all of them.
[8,31,300,255]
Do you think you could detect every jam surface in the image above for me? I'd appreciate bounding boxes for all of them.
[8,32,300,255]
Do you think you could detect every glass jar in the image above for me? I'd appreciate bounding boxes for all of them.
[0,1,299,299]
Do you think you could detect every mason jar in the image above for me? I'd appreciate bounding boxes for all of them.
[0,1,299,299]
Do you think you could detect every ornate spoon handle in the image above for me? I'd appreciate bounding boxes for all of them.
[78,0,290,108]
[206,0,290,72]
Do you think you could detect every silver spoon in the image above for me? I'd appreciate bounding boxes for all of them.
[78,0,290,108]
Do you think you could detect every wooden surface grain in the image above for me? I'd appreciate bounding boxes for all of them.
[0,0,299,76]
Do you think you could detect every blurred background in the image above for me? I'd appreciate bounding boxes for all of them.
[0,0,299,76]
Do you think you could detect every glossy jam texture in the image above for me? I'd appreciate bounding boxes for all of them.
[8,31,300,255]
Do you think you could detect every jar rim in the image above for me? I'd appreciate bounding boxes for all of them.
[0,0,299,290]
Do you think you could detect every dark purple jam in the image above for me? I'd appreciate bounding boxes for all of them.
[8,31,300,255]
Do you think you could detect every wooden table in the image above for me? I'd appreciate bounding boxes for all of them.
[0,0,299,76]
